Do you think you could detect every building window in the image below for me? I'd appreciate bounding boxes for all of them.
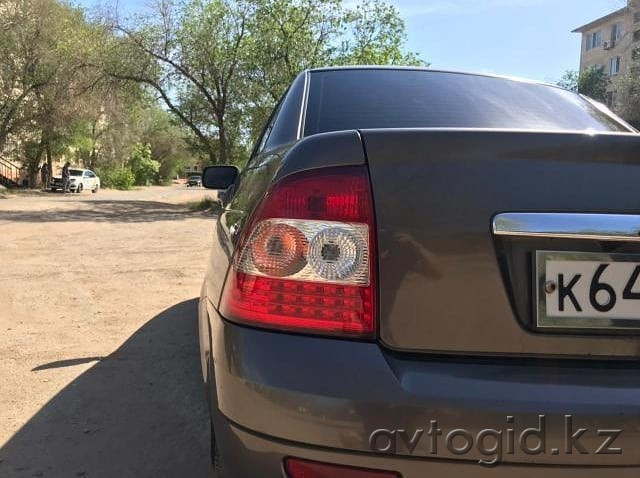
[634,30,640,42]
[633,48,640,60]
[606,91,617,108]
[635,12,640,24]
[612,23,622,44]
[586,30,602,50]
[610,56,622,75]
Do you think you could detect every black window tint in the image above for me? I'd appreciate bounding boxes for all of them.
[255,101,283,155]
[304,69,630,135]
[263,72,306,151]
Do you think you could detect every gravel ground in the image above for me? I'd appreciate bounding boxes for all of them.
[0,185,217,477]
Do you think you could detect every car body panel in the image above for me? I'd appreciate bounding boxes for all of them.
[363,129,640,358]
[206,302,640,467]
[217,421,640,478]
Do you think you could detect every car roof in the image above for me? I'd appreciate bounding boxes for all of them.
[306,66,565,92]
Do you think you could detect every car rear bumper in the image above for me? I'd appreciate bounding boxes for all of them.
[215,420,640,478]
[205,303,640,475]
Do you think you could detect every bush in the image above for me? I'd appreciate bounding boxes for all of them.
[129,143,160,186]
[99,166,136,190]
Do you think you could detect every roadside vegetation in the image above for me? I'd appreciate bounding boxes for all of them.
[187,196,222,213]
[559,64,640,129]
[1,0,423,189]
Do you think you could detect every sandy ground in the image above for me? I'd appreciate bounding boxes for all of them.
[0,185,217,477]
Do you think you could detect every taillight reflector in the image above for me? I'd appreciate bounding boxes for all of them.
[284,457,399,478]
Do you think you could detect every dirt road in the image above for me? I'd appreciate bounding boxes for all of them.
[0,186,217,477]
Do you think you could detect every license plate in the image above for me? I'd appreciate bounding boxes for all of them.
[536,251,640,330]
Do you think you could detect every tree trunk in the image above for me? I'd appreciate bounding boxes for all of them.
[217,113,228,165]
[27,147,44,188]
[46,144,53,177]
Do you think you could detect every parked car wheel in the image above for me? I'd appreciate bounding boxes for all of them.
[76,183,83,194]
[92,184,99,194]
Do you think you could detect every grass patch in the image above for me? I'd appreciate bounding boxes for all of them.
[187,196,222,213]
[0,187,44,197]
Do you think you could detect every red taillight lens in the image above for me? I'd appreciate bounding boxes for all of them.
[220,166,376,338]
[284,458,399,478]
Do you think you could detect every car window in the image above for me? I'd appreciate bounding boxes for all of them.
[305,69,631,135]
[254,99,284,156]
[263,73,306,151]
[249,72,307,163]
[70,169,84,176]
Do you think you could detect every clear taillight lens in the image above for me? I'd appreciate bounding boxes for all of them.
[239,219,370,285]
[220,166,376,338]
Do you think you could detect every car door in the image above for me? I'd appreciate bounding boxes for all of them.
[86,171,97,190]
[81,171,90,190]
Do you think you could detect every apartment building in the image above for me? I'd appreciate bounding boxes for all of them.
[573,0,640,108]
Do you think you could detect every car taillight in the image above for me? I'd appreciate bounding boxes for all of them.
[220,165,376,338]
[284,458,399,478]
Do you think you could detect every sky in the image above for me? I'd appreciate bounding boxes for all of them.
[76,0,628,83]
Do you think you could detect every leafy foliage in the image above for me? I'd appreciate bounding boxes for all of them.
[106,0,424,165]
[2,0,423,185]
[128,143,161,186]
[578,66,609,103]
[97,166,136,190]
[618,64,640,128]
[557,70,578,92]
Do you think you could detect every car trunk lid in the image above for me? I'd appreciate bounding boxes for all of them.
[363,129,640,358]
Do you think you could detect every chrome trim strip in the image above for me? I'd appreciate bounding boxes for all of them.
[296,70,309,140]
[493,213,640,242]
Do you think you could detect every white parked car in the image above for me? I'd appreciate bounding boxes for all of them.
[51,168,100,193]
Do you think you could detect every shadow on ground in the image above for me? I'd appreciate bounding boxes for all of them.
[0,200,209,224]
[0,300,213,478]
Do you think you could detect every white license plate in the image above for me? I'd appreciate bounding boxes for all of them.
[536,251,640,330]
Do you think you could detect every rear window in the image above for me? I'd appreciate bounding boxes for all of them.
[304,69,630,135]
[70,169,84,176]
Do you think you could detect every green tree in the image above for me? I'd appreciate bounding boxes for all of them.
[246,0,424,142]
[618,63,640,128]
[336,0,423,66]
[105,0,423,165]
[0,0,61,153]
[578,66,609,102]
[128,143,160,185]
[557,70,579,92]
[0,0,119,185]
[106,0,251,165]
